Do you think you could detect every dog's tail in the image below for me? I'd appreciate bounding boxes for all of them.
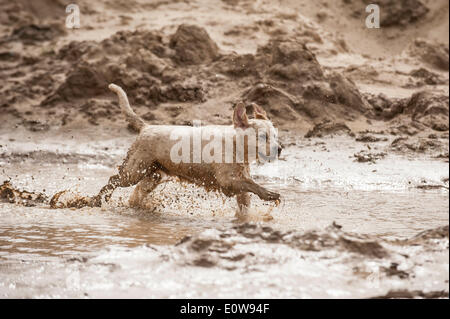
[108,83,145,132]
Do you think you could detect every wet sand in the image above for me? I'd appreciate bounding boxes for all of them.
[0,0,449,298]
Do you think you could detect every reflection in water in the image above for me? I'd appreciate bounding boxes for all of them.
[0,186,447,260]
[0,207,227,260]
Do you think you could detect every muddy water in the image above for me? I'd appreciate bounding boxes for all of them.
[0,132,448,298]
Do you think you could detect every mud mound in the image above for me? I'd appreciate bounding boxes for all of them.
[169,24,220,65]
[236,41,335,123]
[239,40,371,125]
[242,84,302,121]
[372,289,449,299]
[176,223,449,270]
[353,150,387,163]
[365,93,403,120]
[368,0,429,27]
[263,40,324,83]
[409,68,446,86]
[390,136,448,156]
[5,23,66,44]
[0,1,32,26]
[355,134,386,143]
[237,222,389,258]
[37,28,207,125]
[177,222,389,269]
[214,53,260,77]
[1,10,446,134]
[305,120,354,138]
[0,26,205,127]
[14,0,68,21]
[0,0,84,45]
[327,72,371,113]
[345,0,429,27]
[409,39,449,71]
[1,23,377,129]
[404,91,449,131]
[0,0,67,26]
[406,225,449,243]
[0,21,66,46]
[253,40,343,107]
[43,63,110,102]
[366,91,449,132]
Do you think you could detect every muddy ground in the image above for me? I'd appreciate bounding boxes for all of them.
[0,0,448,298]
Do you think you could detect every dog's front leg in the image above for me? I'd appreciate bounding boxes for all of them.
[218,173,280,202]
[239,179,280,202]
[236,192,250,216]
[90,151,155,207]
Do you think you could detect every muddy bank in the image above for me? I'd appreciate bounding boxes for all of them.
[365,91,449,131]
[342,0,429,28]
[174,223,449,269]
[0,0,448,137]
[3,25,370,129]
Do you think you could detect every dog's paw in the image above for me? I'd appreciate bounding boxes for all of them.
[266,190,280,201]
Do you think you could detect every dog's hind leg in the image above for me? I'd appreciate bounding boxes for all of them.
[90,152,156,207]
[91,174,122,206]
[129,171,163,209]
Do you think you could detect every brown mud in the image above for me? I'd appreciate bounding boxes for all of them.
[0,180,48,206]
[0,0,448,298]
[0,0,448,135]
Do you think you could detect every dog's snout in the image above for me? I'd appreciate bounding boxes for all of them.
[277,143,283,156]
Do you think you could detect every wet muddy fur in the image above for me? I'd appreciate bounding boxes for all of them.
[50,84,281,213]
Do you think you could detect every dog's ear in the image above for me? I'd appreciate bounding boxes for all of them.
[233,102,249,128]
[252,103,269,120]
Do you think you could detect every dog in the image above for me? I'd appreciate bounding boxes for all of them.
[84,84,282,216]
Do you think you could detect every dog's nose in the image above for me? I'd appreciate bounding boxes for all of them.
[278,144,283,156]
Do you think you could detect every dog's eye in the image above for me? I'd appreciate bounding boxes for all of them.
[259,133,268,140]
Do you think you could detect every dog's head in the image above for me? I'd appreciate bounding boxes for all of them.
[233,102,282,163]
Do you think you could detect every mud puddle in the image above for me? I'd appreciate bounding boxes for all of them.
[0,133,448,298]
